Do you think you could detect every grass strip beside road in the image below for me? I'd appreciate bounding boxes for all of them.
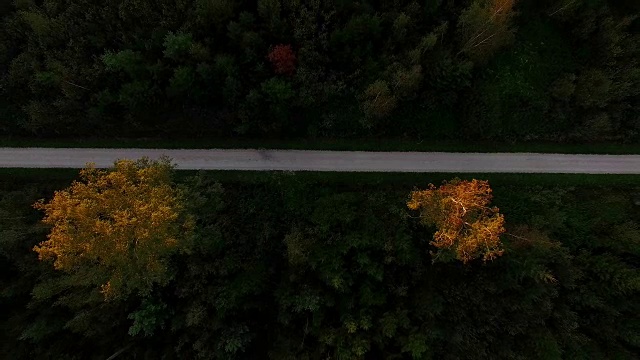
[1,137,640,154]
[1,169,638,188]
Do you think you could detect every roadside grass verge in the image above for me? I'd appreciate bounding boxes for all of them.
[187,171,640,191]
[1,168,638,188]
[2,137,640,154]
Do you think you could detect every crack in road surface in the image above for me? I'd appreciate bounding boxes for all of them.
[0,148,639,174]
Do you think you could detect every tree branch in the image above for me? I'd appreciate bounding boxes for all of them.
[64,80,91,91]
[105,343,134,360]
[549,1,577,17]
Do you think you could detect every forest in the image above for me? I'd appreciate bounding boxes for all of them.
[1,0,639,359]
[1,161,639,359]
[0,0,639,142]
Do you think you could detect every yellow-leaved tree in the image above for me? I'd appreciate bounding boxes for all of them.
[408,179,505,263]
[33,157,192,300]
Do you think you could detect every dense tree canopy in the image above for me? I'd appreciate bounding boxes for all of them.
[1,169,638,359]
[0,0,638,142]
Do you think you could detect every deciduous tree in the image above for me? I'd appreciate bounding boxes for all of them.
[457,0,517,62]
[408,179,505,263]
[33,158,192,300]
[360,80,397,127]
[163,32,194,61]
[267,44,296,75]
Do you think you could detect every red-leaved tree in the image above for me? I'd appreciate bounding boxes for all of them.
[267,44,296,75]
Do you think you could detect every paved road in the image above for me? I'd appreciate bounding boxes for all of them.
[0,148,639,174]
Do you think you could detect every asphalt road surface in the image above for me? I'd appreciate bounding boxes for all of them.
[0,148,639,174]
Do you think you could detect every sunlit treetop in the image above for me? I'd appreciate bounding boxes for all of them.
[34,157,193,300]
[408,178,505,263]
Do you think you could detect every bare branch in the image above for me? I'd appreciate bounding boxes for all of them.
[64,80,91,91]
[549,0,577,17]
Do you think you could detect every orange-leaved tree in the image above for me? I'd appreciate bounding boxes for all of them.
[408,179,505,263]
[33,157,192,300]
